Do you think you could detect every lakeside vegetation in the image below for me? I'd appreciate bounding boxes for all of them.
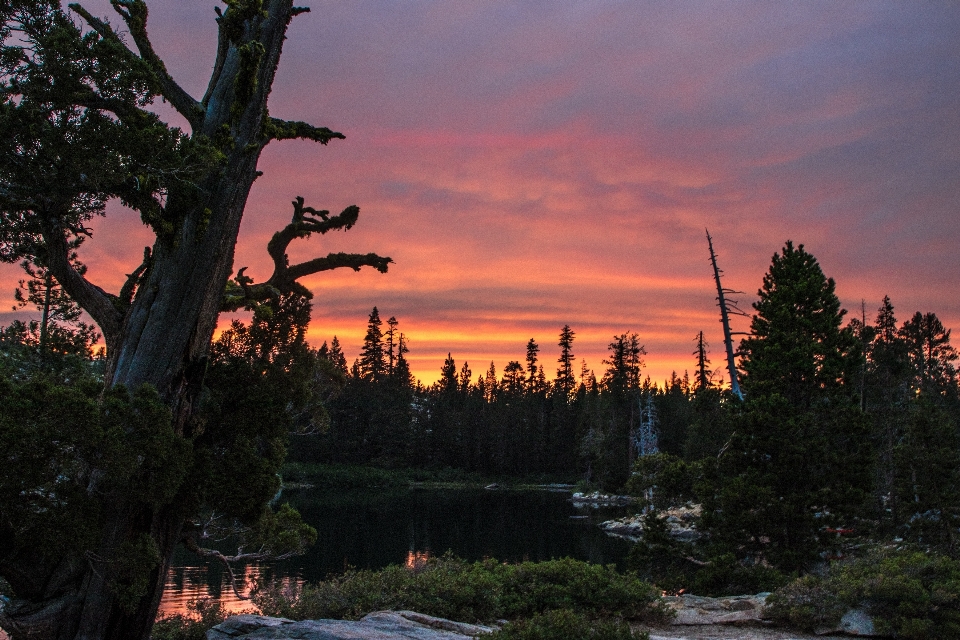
[1,3,957,637]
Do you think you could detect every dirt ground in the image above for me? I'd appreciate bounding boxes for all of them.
[638,624,848,640]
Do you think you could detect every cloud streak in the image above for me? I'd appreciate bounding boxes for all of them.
[3,1,958,385]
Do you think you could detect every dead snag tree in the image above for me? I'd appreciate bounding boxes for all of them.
[0,1,389,638]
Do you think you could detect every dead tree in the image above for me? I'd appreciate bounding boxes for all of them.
[706,230,747,400]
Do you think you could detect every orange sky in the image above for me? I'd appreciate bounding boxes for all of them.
[3,1,959,385]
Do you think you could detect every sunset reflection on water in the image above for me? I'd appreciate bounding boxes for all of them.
[405,549,431,570]
[157,563,303,617]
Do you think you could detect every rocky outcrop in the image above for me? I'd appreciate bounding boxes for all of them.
[601,504,701,542]
[206,610,495,639]
[569,491,634,507]
[664,593,770,626]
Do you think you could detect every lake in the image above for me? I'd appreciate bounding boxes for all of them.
[159,486,636,616]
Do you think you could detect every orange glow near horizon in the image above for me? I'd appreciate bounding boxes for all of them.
[1,2,958,391]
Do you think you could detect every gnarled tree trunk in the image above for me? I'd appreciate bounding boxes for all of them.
[1,2,387,639]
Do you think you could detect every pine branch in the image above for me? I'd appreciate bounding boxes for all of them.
[265,118,345,144]
[70,1,203,130]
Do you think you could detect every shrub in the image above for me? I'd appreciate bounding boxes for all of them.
[151,599,230,640]
[253,554,669,624]
[765,548,960,639]
[489,609,648,640]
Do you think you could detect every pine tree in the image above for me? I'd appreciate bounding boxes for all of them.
[328,336,349,375]
[459,360,473,394]
[899,311,958,398]
[525,338,540,391]
[359,307,386,381]
[385,316,399,376]
[503,361,525,395]
[484,361,498,401]
[739,241,857,407]
[602,333,644,394]
[13,258,100,356]
[709,241,871,571]
[394,333,413,387]
[555,325,576,398]
[692,331,712,391]
[439,353,458,394]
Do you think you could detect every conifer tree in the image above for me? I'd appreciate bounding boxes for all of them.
[899,311,958,397]
[385,316,399,376]
[359,307,386,381]
[328,336,349,375]
[503,361,525,395]
[708,241,871,571]
[394,333,412,387]
[484,361,498,401]
[12,258,100,356]
[602,333,644,394]
[555,325,576,397]
[459,360,473,394]
[525,338,540,391]
[0,3,392,635]
[693,331,712,391]
[439,353,458,394]
[739,241,857,406]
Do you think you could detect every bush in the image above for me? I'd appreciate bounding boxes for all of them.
[765,548,960,638]
[254,554,669,625]
[489,609,648,640]
[151,599,230,640]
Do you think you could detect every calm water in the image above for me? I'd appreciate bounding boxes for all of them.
[159,487,635,616]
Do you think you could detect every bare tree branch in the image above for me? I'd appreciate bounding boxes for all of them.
[39,204,122,348]
[286,252,392,280]
[220,197,391,312]
[201,10,230,109]
[117,247,151,308]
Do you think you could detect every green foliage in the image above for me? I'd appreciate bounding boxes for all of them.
[112,534,161,613]
[254,555,668,625]
[151,599,230,640]
[704,242,873,572]
[762,575,845,632]
[625,453,696,510]
[765,548,960,638]
[489,609,648,640]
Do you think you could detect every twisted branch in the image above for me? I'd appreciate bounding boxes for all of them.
[39,203,122,348]
[221,196,391,312]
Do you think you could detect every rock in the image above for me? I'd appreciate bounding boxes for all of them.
[569,491,634,507]
[600,504,702,542]
[838,609,877,636]
[663,594,770,626]
[206,610,495,639]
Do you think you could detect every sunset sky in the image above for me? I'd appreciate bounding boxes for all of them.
[2,1,959,385]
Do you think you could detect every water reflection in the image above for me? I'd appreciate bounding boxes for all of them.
[159,561,303,616]
[159,487,634,615]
